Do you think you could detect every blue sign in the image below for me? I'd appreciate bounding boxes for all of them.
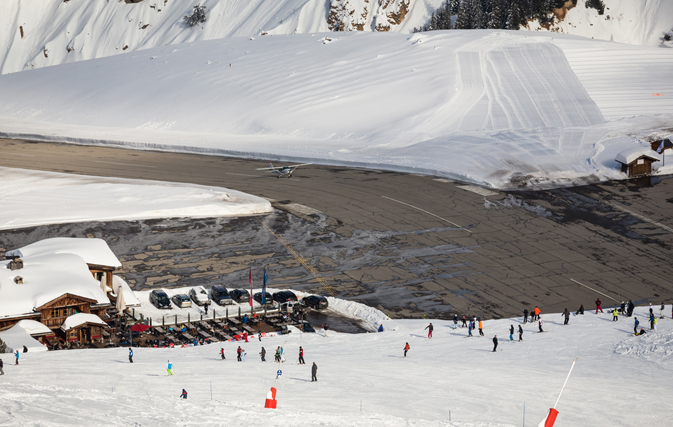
[277,370,282,376]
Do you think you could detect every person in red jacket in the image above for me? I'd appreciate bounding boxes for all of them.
[595,298,603,313]
[425,323,433,338]
[298,346,305,364]
[404,342,410,357]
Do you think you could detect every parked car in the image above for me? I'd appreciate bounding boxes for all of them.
[172,294,192,308]
[230,289,250,304]
[280,301,309,316]
[300,321,316,333]
[211,285,232,305]
[150,290,171,309]
[273,291,297,303]
[253,292,273,305]
[189,286,210,306]
[302,295,329,310]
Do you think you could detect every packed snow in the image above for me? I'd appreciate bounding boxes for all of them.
[0,31,670,188]
[0,167,272,230]
[0,302,671,426]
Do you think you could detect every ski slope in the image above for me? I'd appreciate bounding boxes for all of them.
[0,303,671,426]
[0,30,670,188]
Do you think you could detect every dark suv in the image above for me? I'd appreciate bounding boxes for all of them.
[229,289,250,303]
[211,285,232,305]
[303,295,328,310]
[253,292,273,305]
[150,290,171,309]
[273,291,297,303]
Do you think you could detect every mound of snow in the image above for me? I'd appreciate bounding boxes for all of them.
[0,167,271,230]
[0,322,48,353]
[614,328,673,360]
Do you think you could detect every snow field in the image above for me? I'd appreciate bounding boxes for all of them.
[0,167,272,230]
[1,305,671,426]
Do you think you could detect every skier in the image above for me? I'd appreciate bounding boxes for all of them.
[653,317,658,332]
[453,314,458,329]
[575,304,584,315]
[274,347,281,363]
[280,346,285,362]
[649,303,653,317]
[129,347,134,363]
[241,348,246,362]
[425,323,433,339]
[492,335,498,352]
[298,346,305,364]
[518,325,523,342]
[523,309,529,324]
[167,360,173,376]
[562,308,570,325]
[461,316,467,328]
[180,389,188,399]
[15,350,19,365]
[260,347,266,362]
[404,342,410,357]
[237,346,242,362]
[595,298,603,314]
[509,325,514,342]
[0,358,4,375]
[220,348,225,360]
[538,318,544,333]
[650,314,655,330]
[467,321,473,337]
[612,308,619,322]
[533,306,541,321]
[634,317,639,334]
[478,319,484,337]
[660,303,665,319]
[243,331,249,343]
[627,300,634,317]
[620,301,626,315]
[311,362,318,382]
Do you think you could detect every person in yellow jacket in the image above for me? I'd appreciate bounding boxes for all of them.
[478,319,484,337]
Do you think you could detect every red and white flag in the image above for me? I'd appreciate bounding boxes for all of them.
[537,408,559,427]
[249,268,253,307]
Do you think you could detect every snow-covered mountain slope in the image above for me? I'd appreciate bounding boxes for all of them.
[0,31,670,188]
[1,305,671,426]
[525,0,673,47]
[1,0,669,76]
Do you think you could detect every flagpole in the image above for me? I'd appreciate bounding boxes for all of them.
[553,358,578,409]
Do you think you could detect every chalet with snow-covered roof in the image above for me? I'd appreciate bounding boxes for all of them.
[0,238,124,343]
[615,147,660,178]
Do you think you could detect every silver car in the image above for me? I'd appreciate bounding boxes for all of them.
[171,294,192,308]
[189,286,209,306]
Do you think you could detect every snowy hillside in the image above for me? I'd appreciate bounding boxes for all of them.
[0,30,670,189]
[1,0,670,76]
[1,304,671,426]
[525,0,673,47]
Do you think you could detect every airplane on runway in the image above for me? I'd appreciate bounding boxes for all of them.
[256,162,311,178]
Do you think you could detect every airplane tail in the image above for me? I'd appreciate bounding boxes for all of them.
[269,162,273,169]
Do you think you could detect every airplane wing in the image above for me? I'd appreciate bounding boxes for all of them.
[288,163,312,170]
[255,167,279,170]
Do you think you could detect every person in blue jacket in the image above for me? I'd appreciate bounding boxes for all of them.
[633,317,639,334]
[129,347,133,363]
[378,324,384,332]
[15,350,19,365]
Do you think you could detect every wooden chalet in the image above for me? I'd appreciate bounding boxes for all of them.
[615,147,660,178]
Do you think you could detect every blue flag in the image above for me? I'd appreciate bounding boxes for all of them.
[262,268,267,304]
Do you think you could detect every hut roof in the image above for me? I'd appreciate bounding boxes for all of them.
[6,238,121,269]
[60,313,108,332]
[615,147,660,165]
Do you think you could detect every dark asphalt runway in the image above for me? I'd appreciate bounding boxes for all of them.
[1,138,672,320]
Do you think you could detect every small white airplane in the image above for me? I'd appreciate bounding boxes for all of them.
[256,162,311,178]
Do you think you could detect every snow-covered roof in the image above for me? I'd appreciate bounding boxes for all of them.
[112,275,140,307]
[0,251,110,319]
[60,313,108,332]
[6,238,121,269]
[615,147,660,165]
[15,319,53,336]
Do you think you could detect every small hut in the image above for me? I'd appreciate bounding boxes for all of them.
[615,147,660,177]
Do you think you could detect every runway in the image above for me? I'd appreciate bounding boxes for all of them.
[1,138,672,319]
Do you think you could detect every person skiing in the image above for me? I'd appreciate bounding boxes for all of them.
[15,350,19,365]
[649,303,653,317]
[650,314,655,330]
[634,317,639,334]
[518,325,523,342]
[575,304,584,315]
[280,346,285,362]
[220,348,225,360]
[523,309,529,324]
[274,347,281,363]
[562,308,570,325]
[478,319,484,337]
[260,347,266,362]
[509,325,514,342]
[538,318,544,333]
[243,331,249,343]
[180,389,188,399]
[612,308,619,322]
[167,360,173,376]
[425,323,433,339]
[660,303,665,319]
[627,300,634,317]
[461,316,467,328]
[595,298,603,314]
[298,347,305,364]
[129,347,134,363]
[453,314,458,329]
[237,346,243,362]
[653,317,658,332]
[533,306,541,321]
[0,358,4,375]
[311,362,318,382]
[620,301,626,315]
[492,335,498,352]
[467,321,473,337]
[404,342,410,357]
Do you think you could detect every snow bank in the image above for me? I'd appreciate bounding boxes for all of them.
[0,31,670,189]
[0,322,48,353]
[326,296,394,331]
[0,167,272,230]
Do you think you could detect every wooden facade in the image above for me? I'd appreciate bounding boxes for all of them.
[61,321,106,343]
[620,156,658,177]
[35,293,99,329]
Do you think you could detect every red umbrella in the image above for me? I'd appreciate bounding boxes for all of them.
[131,324,151,333]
